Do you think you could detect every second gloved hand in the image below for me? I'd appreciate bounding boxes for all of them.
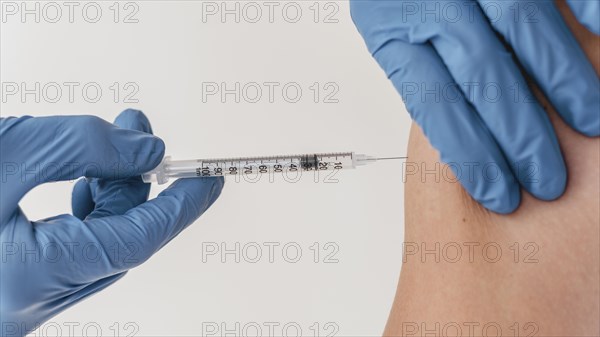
[351,0,600,213]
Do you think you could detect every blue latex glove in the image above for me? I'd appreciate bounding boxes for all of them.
[351,0,600,213]
[567,0,600,34]
[0,110,224,337]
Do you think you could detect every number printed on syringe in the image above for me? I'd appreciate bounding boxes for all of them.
[142,152,407,184]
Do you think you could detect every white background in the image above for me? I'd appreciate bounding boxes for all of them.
[1,1,412,336]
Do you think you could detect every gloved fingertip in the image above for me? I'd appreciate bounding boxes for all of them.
[566,0,600,35]
[114,109,153,134]
[526,169,567,202]
[72,178,94,220]
[109,131,165,175]
[209,177,225,203]
[148,137,166,168]
[484,184,521,215]
[111,109,165,171]
[165,177,215,196]
[576,113,600,138]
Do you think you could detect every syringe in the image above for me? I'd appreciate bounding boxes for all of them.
[142,152,406,184]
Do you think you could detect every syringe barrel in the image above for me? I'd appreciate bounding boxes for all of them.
[142,152,362,184]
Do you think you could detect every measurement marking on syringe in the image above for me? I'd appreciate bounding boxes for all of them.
[142,152,406,184]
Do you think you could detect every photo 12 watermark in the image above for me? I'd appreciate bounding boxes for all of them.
[401,321,538,337]
[1,82,140,104]
[201,241,340,264]
[200,1,340,24]
[200,321,339,337]
[2,321,139,337]
[1,1,140,24]
[201,81,339,104]
[352,1,541,25]
[2,240,143,268]
[402,241,540,264]
[399,80,537,105]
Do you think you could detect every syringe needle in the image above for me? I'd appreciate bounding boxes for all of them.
[372,156,408,161]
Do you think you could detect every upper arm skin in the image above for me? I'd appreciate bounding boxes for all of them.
[385,2,600,336]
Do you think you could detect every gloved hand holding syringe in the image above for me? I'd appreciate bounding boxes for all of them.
[143,152,407,184]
